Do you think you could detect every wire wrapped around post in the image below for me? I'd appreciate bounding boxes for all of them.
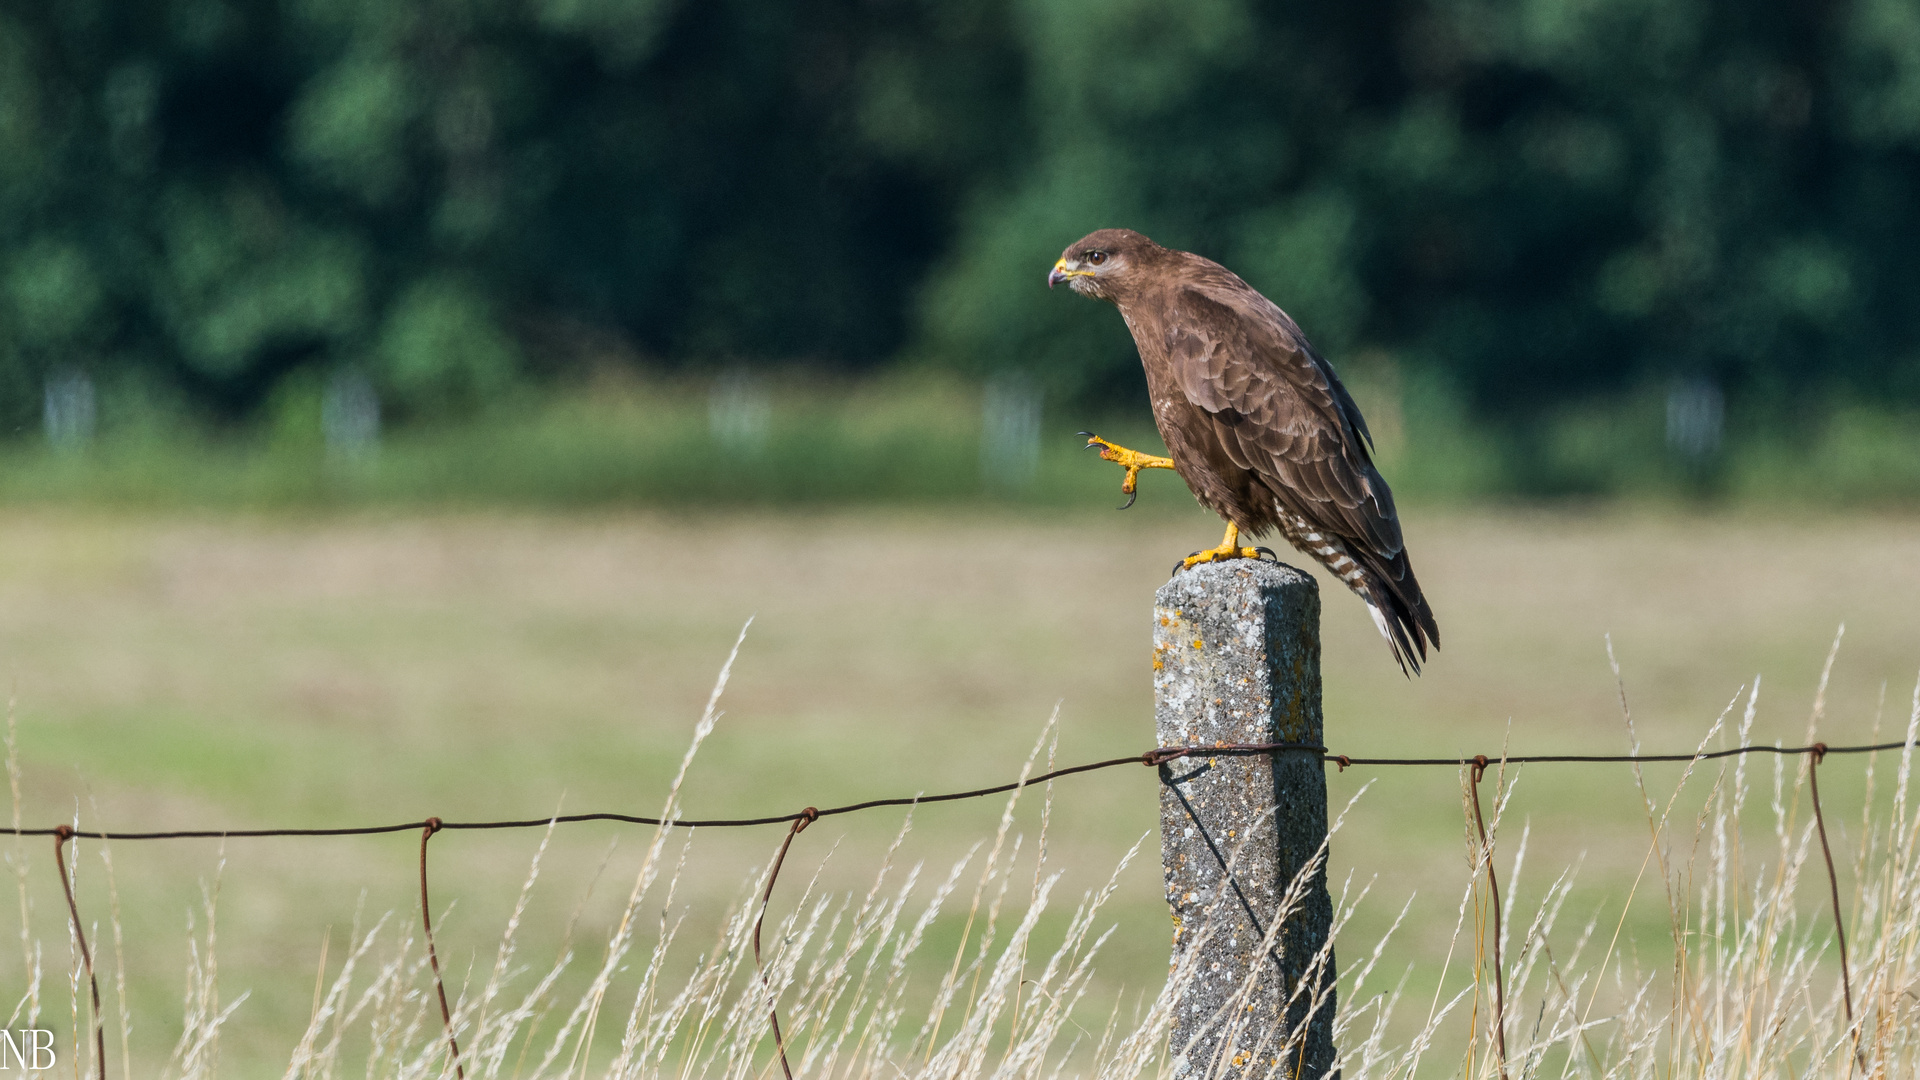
[0,738,1911,844]
[0,730,1900,1080]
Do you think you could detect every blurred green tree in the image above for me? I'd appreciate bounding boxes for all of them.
[0,0,1912,450]
[912,0,1920,426]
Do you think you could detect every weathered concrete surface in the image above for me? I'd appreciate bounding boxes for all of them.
[1156,559,1336,1079]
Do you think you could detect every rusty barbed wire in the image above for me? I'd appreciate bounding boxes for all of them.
[31,735,1910,1080]
[16,737,1911,843]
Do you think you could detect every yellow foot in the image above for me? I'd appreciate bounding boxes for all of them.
[1080,432,1175,509]
[1180,543,1264,570]
[1175,523,1271,572]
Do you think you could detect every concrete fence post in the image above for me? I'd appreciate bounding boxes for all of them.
[1155,559,1336,1079]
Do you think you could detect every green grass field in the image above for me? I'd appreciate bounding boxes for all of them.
[5,372,1920,511]
[1,501,1916,1072]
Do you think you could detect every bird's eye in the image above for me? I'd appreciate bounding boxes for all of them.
[1086,251,1107,266]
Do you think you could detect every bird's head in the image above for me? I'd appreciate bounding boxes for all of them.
[1048,229,1157,301]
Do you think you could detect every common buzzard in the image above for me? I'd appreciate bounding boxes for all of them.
[1050,228,1439,674]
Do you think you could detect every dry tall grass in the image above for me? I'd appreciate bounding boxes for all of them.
[22,631,1920,1080]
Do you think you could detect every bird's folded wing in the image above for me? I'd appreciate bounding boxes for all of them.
[1164,286,1405,560]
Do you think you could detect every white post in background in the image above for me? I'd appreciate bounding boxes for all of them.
[323,368,382,462]
[43,368,96,452]
[710,368,772,456]
[1665,375,1724,462]
[980,373,1041,492]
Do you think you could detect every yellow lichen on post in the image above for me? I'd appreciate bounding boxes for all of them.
[1154,559,1333,1079]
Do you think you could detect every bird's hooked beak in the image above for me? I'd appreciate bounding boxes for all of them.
[1048,258,1092,289]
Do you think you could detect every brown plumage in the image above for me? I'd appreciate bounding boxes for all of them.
[1050,228,1439,674]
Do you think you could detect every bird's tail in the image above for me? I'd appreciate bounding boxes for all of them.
[1356,553,1439,677]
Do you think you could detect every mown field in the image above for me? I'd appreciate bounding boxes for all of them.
[1,501,1915,1072]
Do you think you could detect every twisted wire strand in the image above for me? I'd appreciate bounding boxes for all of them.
[15,739,1908,842]
[38,736,1902,1080]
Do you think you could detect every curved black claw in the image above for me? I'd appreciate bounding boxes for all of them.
[1077,431,1099,448]
[1118,489,1137,511]
[1255,546,1278,560]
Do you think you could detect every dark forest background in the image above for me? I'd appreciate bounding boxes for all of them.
[2,0,1918,498]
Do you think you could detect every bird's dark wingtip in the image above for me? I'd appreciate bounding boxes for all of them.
[1369,587,1436,678]
[1388,632,1420,678]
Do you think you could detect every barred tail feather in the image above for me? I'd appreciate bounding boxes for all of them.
[1265,504,1439,675]
[1359,556,1439,677]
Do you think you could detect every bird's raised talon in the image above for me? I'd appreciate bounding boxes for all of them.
[1255,547,1277,561]
[1083,433,1173,469]
[1081,433,1174,509]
